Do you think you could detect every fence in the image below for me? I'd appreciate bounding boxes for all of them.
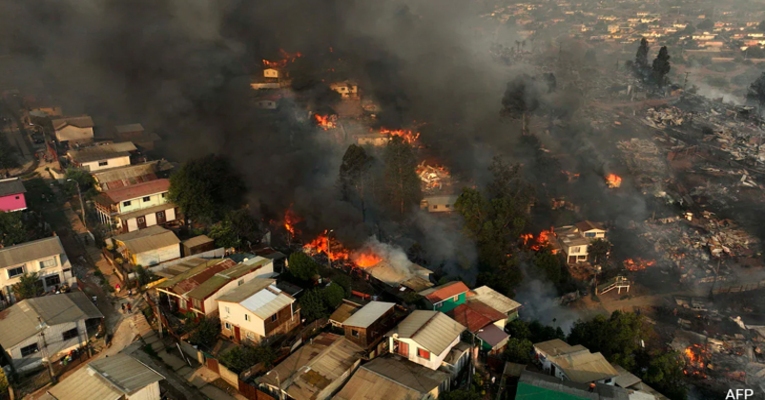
[713,279,765,295]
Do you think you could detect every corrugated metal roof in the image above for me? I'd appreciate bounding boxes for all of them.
[46,354,163,400]
[113,225,180,255]
[611,363,642,389]
[0,236,65,269]
[182,235,214,248]
[0,178,26,197]
[185,259,269,300]
[67,142,136,163]
[418,281,469,303]
[343,301,395,329]
[329,302,360,325]
[217,278,294,319]
[0,292,104,349]
[92,161,161,190]
[344,355,449,397]
[535,340,618,383]
[115,123,144,134]
[575,221,605,232]
[387,310,465,355]
[364,261,434,289]
[517,371,629,400]
[52,116,94,130]
[449,301,506,332]
[333,365,424,400]
[103,179,170,203]
[476,324,509,348]
[470,286,522,315]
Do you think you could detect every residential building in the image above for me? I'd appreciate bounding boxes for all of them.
[329,300,361,328]
[387,310,466,373]
[41,353,164,400]
[0,178,27,212]
[330,81,359,98]
[0,236,75,303]
[515,371,630,400]
[0,292,103,372]
[533,339,619,385]
[469,285,522,326]
[448,301,510,354]
[67,142,136,172]
[258,333,363,400]
[155,256,275,316]
[362,260,434,292]
[113,123,161,150]
[51,116,95,145]
[91,160,174,192]
[550,221,607,264]
[332,355,450,400]
[109,225,181,267]
[217,278,300,343]
[611,363,669,399]
[181,235,215,256]
[419,281,470,313]
[342,301,402,357]
[94,179,178,233]
[419,195,458,213]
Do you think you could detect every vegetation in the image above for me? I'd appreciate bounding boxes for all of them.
[322,282,345,309]
[189,317,221,350]
[747,72,765,107]
[503,338,534,364]
[168,154,246,223]
[530,248,569,291]
[12,273,43,300]
[588,239,611,266]
[635,37,650,71]
[219,344,276,374]
[652,46,671,88]
[134,265,156,287]
[0,211,30,247]
[64,167,97,197]
[299,288,328,322]
[338,144,374,219]
[382,136,421,217]
[287,252,319,281]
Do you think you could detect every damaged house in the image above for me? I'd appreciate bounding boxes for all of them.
[550,221,607,264]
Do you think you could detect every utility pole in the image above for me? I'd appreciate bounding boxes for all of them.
[683,72,690,93]
[326,230,334,269]
[156,303,163,339]
[67,179,87,232]
[37,323,55,383]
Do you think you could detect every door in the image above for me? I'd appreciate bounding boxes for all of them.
[234,326,241,342]
[137,216,147,229]
[550,364,556,377]
[206,357,219,373]
[394,340,408,357]
[156,210,166,224]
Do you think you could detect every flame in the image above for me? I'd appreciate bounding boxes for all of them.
[263,49,303,68]
[378,128,420,145]
[284,206,302,238]
[522,230,554,251]
[314,114,336,130]
[303,232,350,261]
[416,162,450,190]
[623,258,656,271]
[521,233,534,246]
[683,344,708,378]
[352,250,382,268]
[605,173,622,188]
[561,170,580,182]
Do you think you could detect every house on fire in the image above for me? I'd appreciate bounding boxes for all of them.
[257,332,363,400]
[108,226,181,267]
[0,236,75,304]
[216,278,300,343]
[419,281,470,313]
[533,339,619,385]
[67,142,136,172]
[333,355,451,400]
[386,310,468,377]
[362,260,434,292]
[0,177,27,213]
[550,221,607,264]
[155,256,274,317]
[51,115,95,145]
[94,179,178,233]
[0,292,103,373]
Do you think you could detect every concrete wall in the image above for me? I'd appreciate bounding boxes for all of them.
[389,335,458,371]
[118,192,170,214]
[9,319,87,372]
[0,193,26,212]
[134,244,180,266]
[81,155,131,172]
[218,363,240,389]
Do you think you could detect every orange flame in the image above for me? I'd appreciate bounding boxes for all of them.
[314,114,336,130]
[623,258,655,271]
[352,250,382,268]
[523,230,554,251]
[683,344,707,378]
[379,128,420,145]
[263,49,302,68]
[284,206,302,238]
[303,232,350,261]
[605,173,622,188]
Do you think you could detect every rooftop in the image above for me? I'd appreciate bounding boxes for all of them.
[0,292,103,349]
[575,221,606,232]
[156,256,272,300]
[363,261,433,290]
[0,177,26,197]
[182,235,214,248]
[52,116,94,130]
[333,355,449,400]
[534,340,619,383]
[342,301,395,329]
[115,123,144,134]
[517,370,629,400]
[329,301,361,325]
[0,236,65,269]
[418,281,470,303]
[91,160,172,191]
[112,225,180,255]
[217,278,294,319]
[448,300,508,332]
[100,178,170,203]
[67,142,137,163]
[469,286,521,315]
[387,310,465,355]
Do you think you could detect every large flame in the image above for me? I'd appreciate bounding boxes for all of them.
[523,230,554,251]
[352,250,382,268]
[683,344,708,378]
[605,173,622,188]
[623,258,655,271]
[303,232,385,268]
[314,114,336,130]
[416,162,450,190]
[263,49,303,68]
[284,206,302,238]
[379,128,420,145]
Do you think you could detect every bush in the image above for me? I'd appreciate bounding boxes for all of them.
[189,318,221,350]
[322,282,345,309]
[218,345,276,374]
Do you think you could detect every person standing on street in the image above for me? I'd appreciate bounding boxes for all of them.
[121,303,126,314]
[127,303,132,314]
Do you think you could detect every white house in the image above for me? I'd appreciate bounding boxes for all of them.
[93,178,178,233]
[550,221,607,264]
[67,142,136,172]
[51,116,95,145]
[0,292,103,373]
[109,225,181,267]
[0,236,75,304]
[420,195,459,213]
[217,278,300,344]
[386,310,466,372]
[42,353,164,400]
[533,339,619,385]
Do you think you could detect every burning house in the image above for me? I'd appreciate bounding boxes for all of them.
[550,221,607,264]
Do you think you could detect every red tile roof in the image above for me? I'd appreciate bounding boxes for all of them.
[421,281,469,303]
[104,179,170,203]
[448,300,507,332]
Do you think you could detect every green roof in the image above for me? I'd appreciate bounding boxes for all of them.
[516,382,590,400]
[185,258,271,300]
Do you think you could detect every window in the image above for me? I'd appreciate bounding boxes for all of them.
[179,299,187,310]
[432,205,438,209]
[161,193,167,198]
[7,266,24,278]
[417,348,431,360]
[44,275,61,288]
[351,329,359,338]
[193,299,202,310]
[39,258,57,269]
[435,302,442,309]
[571,246,580,254]
[20,344,39,357]
[143,196,151,202]
[224,322,231,330]
[245,314,250,321]
[445,204,450,209]
[98,161,108,167]
[453,295,459,302]
[270,314,278,322]
[238,279,244,286]
[123,201,132,207]
[225,306,230,314]
[585,232,596,238]
[62,328,78,341]
[14,196,19,200]
[137,217,145,224]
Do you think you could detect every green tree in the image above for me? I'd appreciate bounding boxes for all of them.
[528,320,565,343]
[506,319,531,340]
[439,389,483,400]
[207,209,260,249]
[65,168,96,192]
[12,273,42,300]
[0,135,19,175]
[0,211,30,247]
[652,46,671,87]
[532,248,566,287]
[218,344,276,374]
[568,311,649,370]
[644,351,688,400]
[696,19,714,30]
[168,155,246,223]
[504,338,533,364]
[588,238,611,266]
[382,136,421,217]
[134,265,156,287]
[189,317,221,350]
[322,282,345,309]
[747,72,765,107]
[287,252,319,281]
[635,37,650,71]
[338,144,373,218]
[299,288,328,322]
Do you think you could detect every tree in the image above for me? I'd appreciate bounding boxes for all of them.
[287,252,319,281]
[747,72,765,107]
[322,282,345,308]
[501,74,541,130]
[338,145,373,218]
[218,344,276,374]
[506,319,531,340]
[504,338,533,364]
[568,311,649,370]
[0,368,8,396]
[589,239,611,266]
[0,211,30,247]
[439,389,483,400]
[652,46,671,88]
[64,168,96,193]
[299,288,328,322]
[644,351,688,400]
[134,265,156,287]
[208,209,261,249]
[635,37,650,71]
[382,136,421,216]
[168,155,246,223]
[532,248,566,288]
[696,19,714,30]
[189,317,221,350]
[0,134,19,175]
[12,273,42,300]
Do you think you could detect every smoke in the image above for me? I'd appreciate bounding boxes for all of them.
[413,210,478,283]
[361,236,415,278]
[514,278,581,332]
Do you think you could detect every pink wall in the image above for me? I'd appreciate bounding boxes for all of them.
[0,193,27,212]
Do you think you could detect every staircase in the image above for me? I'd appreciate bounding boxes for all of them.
[131,311,165,353]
